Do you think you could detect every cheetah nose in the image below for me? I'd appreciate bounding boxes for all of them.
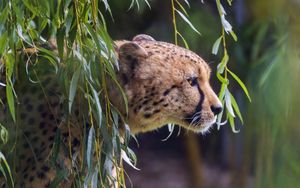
[210,104,223,115]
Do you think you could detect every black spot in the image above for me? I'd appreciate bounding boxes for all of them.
[41,141,45,147]
[32,136,39,142]
[41,165,50,172]
[153,109,161,114]
[29,176,34,182]
[52,126,58,132]
[41,112,47,118]
[72,138,80,147]
[51,102,59,108]
[163,85,177,96]
[144,114,152,118]
[122,73,129,85]
[75,109,79,116]
[163,103,169,107]
[26,104,33,111]
[62,132,69,138]
[153,99,165,106]
[142,99,151,105]
[48,135,54,141]
[42,129,48,135]
[49,114,55,120]
[28,117,35,125]
[39,122,46,129]
[37,171,46,179]
[23,97,30,104]
[26,157,32,163]
[37,104,44,112]
[144,107,152,111]
[23,173,28,179]
[20,113,27,120]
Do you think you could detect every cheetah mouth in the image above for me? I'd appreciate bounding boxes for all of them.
[183,114,217,133]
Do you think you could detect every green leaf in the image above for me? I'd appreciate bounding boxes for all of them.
[0,31,8,55]
[90,84,102,127]
[5,54,16,122]
[69,66,81,114]
[87,127,95,170]
[177,31,189,49]
[228,113,240,133]
[212,36,222,55]
[0,151,14,188]
[175,0,189,16]
[217,52,229,73]
[56,27,65,59]
[227,68,251,102]
[230,30,238,41]
[230,93,244,124]
[218,83,227,100]
[175,9,201,35]
[0,124,8,144]
[216,72,229,84]
[225,88,235,118]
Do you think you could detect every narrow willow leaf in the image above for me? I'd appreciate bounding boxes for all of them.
[230,30,238,41]
[230,93,244,124]
[218,83,227,100]
[177,31,189,49]
[217,52,228,73]
[228,113,240,133]
[212,36,222,55]
[175,0,188,16]
[0,124,8,144]
[216,72,229,84]
[91,169,98,188]
[0,31,8,55]
[227,68,251,102]
[69,67,81,113]
[175,9,201,35]
[121,150,140,170]
[87,127,95,170]
[56,27,65,59]
[183,0,190,7]
[225,88,235,117]
[0,152,14,188]
[90,85,102,126]
[5,54,16,122]
[49,169,69,188]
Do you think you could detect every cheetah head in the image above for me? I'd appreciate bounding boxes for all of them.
[112,34,222,134]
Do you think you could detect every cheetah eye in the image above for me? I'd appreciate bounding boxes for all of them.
[187,77,198,87]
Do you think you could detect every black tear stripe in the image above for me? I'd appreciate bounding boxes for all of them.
[185,82,205,124]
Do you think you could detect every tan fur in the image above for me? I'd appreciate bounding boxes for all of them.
[113,35,222,133]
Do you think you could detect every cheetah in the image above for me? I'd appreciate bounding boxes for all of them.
[0,34,222,187]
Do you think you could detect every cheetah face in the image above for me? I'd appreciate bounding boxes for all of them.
[114,34,222,134]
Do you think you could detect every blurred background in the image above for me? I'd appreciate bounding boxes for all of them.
[104,0,300,188]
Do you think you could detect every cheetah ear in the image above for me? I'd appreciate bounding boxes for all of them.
[118,42,148,60]
[117,42,148,83]
[132,34,156,42]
